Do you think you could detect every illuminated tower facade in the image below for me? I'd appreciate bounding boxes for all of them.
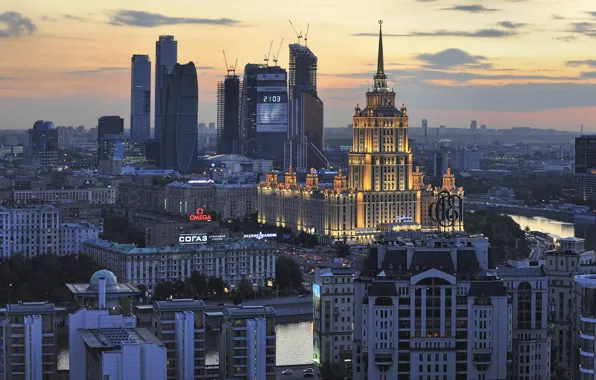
[349,21,419,228]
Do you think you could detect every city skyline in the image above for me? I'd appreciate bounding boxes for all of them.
[2,0,596,131]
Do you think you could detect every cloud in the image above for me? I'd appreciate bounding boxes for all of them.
[63,14,87,22]
[195,66,216,70]
[40,16,58,22]
[353,28,516,38]
[568,22,596,37]
[498,21,526,29]
[555,35,576,42]
[416,48,489,69]
[441,5,499,13]
[580,71,596,78]
[66,67,128,75]
[0,77,12,81]
[0,11,37,38]
[567,60,596,67]
[108,10,240,27]
[586,11,596,17]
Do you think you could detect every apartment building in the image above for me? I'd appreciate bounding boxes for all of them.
[219,306,276,380]
[151,299,206,379]
[313,266,355,365]
[0,205,60,258]
[82,238,276,289]
[13,187,116,205]
[0,302,59,380]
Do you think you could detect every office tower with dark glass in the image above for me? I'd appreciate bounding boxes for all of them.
[240,64,287,166]
[29,120,58,169]
[217,71,242,154]
[131,54,151,143]
[286,43,328,171]
[155,35,178,141]
[160,62,199,175]
[97,116,124,163]
[574,135,596,202]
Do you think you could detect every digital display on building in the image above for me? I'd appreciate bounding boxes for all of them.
[313,283,321,364]
[256,77,288,133]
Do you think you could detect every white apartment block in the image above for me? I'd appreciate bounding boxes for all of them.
[573,274,596,380]
[82,239,277,289]
[497,265,551,379]
[13,187,116,205]
[219,306,276,380]
[60,221,100,254]
[151,299,206,379]
[0,205,60,258]
[546,237,588,377]
[352,235,510,380]
[0,302,59,380]
[313,267,354,365]
[67,269,166,380]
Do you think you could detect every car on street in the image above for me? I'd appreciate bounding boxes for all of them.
[281,369,293,375]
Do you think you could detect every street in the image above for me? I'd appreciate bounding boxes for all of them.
[276,364,319,379]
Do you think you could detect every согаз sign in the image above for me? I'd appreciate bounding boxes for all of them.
[189,208,212,221]
[179,234,208,245]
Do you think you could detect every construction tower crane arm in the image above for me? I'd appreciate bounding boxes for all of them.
[288,20,303,44]
[264,40,273,66]
[305,23,310,46]
[272,38,284,66]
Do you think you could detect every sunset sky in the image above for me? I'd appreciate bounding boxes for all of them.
[2,0,596,131]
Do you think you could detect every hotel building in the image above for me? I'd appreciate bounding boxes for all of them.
[258,21,463,243]
[82,238,276,289]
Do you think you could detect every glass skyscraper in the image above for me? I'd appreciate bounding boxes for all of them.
[130,54,151,143]
[286,44,327,171]
[154,35,178,141]
[160,62,199,175]
[217,74,242,155]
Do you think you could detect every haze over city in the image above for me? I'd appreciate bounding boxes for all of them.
[2,0,596,131]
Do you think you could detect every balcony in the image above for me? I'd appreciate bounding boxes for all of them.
[373,350,393,366]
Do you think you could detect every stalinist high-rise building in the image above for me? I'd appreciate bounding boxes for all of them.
[258,21,463,243]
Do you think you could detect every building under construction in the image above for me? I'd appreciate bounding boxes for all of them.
[217,75,243,155]
[285,43,328,172]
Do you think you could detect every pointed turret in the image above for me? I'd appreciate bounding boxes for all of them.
[373,20,388,90]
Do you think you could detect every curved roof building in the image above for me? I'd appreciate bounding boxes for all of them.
[160,62,199,175]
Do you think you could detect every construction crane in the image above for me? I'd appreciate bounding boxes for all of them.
[289,20,303,45]
[222,50,237,76]
[304,23,310,46]
[263,40,273,66]
[272,38,284,66]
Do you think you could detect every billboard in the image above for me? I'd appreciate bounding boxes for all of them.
[256,75,287,133]
[313,283,321,364]
[179,234,208,245]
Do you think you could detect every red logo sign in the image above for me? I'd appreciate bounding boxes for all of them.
[189,208,212,221]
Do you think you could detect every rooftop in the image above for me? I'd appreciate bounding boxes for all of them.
[66,269,140,297]
[4,302,57,314]
[82,238,274,255]
[153,299,205,312]
[78,327,163,350]
[496,266,546,278]
[223,305,276,318]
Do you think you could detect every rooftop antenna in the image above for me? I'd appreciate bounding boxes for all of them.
[581,124,584,134]
[304,23,310,46]
[273,38,284,66]
[264,40,273,66]
[289,20,303,45]
[222,51,237,76]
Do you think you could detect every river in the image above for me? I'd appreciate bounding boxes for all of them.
[507,214,596,250]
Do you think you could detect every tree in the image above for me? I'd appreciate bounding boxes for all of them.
[236,277,255,300]
[319,361,346,380]
[336,244,350,258]
[275,256,304,291]
[189,272,209,297]
[207,276,225,296]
